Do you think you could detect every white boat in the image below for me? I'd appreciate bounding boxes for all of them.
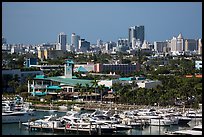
[185,110,202,119]
[164,124,202,135]
[149,117,174,126]
[2,111,32,124]
[2,101,35,124]
[22,114,63,128]
[111,123,132,130]
[58,105,67,111]
[122,117,147,127]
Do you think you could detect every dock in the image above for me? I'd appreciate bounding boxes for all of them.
[27,124,97,135]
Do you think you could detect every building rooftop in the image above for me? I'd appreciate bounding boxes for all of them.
[34,75,93,87]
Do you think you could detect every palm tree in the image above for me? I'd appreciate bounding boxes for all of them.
[75,83,82,101]
[85,84,90,101]
[91,78,98,102]
[99,84,106,103]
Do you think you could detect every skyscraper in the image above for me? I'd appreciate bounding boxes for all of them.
[58,32,67,51]
[198,39,202,55]
[128,25,145,48]
[71,33,80,51]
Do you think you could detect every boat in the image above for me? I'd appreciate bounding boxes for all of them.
[149,116,174,126]
[22,114,63,128]
[111,123,132,130]
[2,111,32,124]
[2,101,35,123]
[185,110,202,119]
[164,124,202,135]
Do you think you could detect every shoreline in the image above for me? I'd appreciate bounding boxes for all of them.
[31,101,198,113]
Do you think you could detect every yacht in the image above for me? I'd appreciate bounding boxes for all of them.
[2,111,32,124]
[164,124,202,135]
[149,116,174,126]
[2,101,35,124]
[22,114,63,128]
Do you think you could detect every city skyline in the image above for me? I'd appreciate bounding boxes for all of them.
[2,2,202,45]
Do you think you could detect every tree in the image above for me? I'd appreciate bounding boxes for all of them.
[91,78,98,102]
[75,83,82,100]
[98,84,106,103]
[85,84,90,101]
[8,80,19,93]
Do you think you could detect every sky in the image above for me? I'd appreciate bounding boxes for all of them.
[2,2,202,45]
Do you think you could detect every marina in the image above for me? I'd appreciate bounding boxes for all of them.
[2,108,202,135]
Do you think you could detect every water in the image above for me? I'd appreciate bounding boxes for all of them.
[2,110,202,135]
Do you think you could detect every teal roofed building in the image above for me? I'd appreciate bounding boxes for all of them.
[75,66,88,73]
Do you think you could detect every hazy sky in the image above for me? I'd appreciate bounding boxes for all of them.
[2,2,202,45]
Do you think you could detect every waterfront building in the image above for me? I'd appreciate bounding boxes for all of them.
[128,25,145,47]
[2,69,43,92]
[58,32,67,51]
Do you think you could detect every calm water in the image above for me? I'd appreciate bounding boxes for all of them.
[2,110,202,135]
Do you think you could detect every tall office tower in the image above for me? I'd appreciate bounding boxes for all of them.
[184,39,197,52]
[198,39,202,55]
[116,38,129,52]
[71,33,80,52]
[128,25,145,48]
[170,33,184,52]
[154,41,168,53]
[58,32,67,51]
[177,33,184,51]
[78,39,90,52]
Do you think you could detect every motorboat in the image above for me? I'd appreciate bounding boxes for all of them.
[22,114,63,128]
[149,116,174,126]
[164,124,202,135]
[2,101,35,123]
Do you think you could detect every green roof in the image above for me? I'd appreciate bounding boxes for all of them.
[47,85,62,90]
[119,77,136,81]
[36,76,93,87]
[76,66,88,73]
[35,75,47,79]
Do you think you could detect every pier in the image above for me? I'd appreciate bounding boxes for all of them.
[27,124,97,135]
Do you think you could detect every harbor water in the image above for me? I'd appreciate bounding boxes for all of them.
[2,110,202,135]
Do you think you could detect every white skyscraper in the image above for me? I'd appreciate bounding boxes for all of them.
[170,33,184,52]
[71,33,80,52]
[58,32,67,51]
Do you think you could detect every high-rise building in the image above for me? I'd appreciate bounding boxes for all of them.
[184,39,197,52]
[198,39,202,55]
[154,41,168,53]
[170,33,184,52]
[128,25,145,47]
[58,32,67,51]
[116,38,129,52]
[71,33,80,51]
[78,39,90,52]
